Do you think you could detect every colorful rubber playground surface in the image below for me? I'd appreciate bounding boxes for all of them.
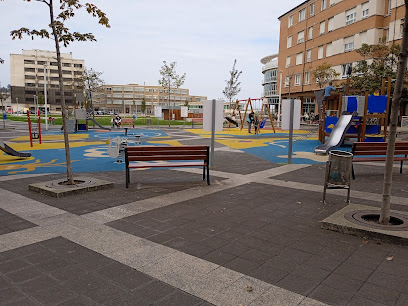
[0,126,335,176]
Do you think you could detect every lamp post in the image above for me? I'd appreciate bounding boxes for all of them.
[278,70,283,127]
[16,98,18,114]
[44,63,48,130]
[34,95,37,114]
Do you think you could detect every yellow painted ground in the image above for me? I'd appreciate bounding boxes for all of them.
[147,140,183,146]
[215,138,288,149]
[0,154,35,164]
[0,141,105,152]
[11,134,90,142]
[185,128,309,136]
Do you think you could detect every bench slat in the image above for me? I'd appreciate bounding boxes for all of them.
[128,155,207,162]
[129,161,206,168]
[353,157,408,162]
[353,150,408,156]
[126,145,207,151]
[127,150,207,156]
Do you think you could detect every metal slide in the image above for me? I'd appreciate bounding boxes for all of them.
[314,113,354,154]
[87,118,111,130]
[0,139,31,158]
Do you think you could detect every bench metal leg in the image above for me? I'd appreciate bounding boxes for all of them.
[126,167,130,188]
[351,163,355,180]
[203,166,206,180]
[401,160,404,174]
[206,165,210,185]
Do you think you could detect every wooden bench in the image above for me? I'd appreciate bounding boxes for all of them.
[351,142,408,179]
[121,118,134,128]
[125,145,210,188]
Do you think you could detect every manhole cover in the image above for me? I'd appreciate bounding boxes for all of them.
[344,210,408,231]
[45,178,97,189]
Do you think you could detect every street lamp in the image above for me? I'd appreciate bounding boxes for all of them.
[44,63,48,130]
[278,70,283,127]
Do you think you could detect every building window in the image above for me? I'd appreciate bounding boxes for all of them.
[299,8,306,21]
[24,60,35,64]
[341,63,352,78]
[284,76,290,87]
[326,42,333,57]
[362,2,369,19]
[74,63,83,68]
[344,36,354,52]
[320,21,325,35]
[287,36,292,48]
[308,26,313,40]
[297,31,304,43]
[388,0,392,14]
[296,52,303,65]
[303,97,315,114]
[310,3,315,16]
[401,19,405,38]
[307,49,312,62]
[286,56,291,68]
[328,17,334,32]
[304,72,310,84]
[318,45,324,59]
[288,15,293,27]
[24,68,35,72]
[294,74,301,86]
[321,0,327,10]
[345,10,356,25]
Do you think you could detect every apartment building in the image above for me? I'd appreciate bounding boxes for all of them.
[10,49,85,112]
[261,54,280,111]
[93,84,207,116]
[278,0,406,115]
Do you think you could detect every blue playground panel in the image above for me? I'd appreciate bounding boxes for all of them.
[367,95,387,113]
[346,96,358,113]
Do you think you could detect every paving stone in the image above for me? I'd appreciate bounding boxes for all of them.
[6,266,41,284]
[202,250,237,265]
[347,295,387,306]
[356,282,402,306]
[81,282,126,304]
[57,296,98,306]
[240,249,274,264]
[321,272,364,295]
[0,258,30,274]
[0,286,26,304]
[48,264,88,282]
[155,290,204,306]
[29,284,78,305]
[367,270,408,292]
[308,284,354,305]
[111,270,154,290]
[247,263,288,284]
[218,242,251,256]
[395,293,408,306]
[130,280,175,304]
[223,257,260,275]
[333,262,375,282]
[18,274,60,295]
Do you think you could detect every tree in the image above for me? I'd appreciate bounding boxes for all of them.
[37,93,45,105]
[75,68,104,109]
[223,59,242,108]
[140,97,146,114]
[350,39,401,92]
[184,99,189,106]
[11,0,110,184]
[310,63,340,88]
[158,61,186,125]
[380,2,408,224]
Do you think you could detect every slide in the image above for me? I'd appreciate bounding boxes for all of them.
[87,118,111,130]
[314,113,354,154]
[0,139,31,158]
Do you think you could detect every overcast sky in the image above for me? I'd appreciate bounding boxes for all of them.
[0,0,302,99]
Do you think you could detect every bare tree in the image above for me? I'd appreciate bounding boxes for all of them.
[158,61,186,126]
[310,63,340,88]
[75,68,104,109]
[380,2,408,224]
[223,59,242,108]
[11,0,109,184]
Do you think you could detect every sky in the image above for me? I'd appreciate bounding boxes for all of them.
[0,0,303,99]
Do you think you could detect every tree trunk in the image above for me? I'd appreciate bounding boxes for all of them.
[380,1,408,224]
[49,0,74,185]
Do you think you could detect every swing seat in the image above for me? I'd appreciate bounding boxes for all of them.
[259,118,267,129]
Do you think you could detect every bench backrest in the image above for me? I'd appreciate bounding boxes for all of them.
[125,146,209,162]
[352,142,408,156]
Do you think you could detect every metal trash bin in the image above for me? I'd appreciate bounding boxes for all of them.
[323,150,353,203]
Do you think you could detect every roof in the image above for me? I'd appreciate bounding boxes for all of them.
[260,54,278,64]
[278,0,310,20]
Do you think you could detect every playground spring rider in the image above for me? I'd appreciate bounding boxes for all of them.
[27,110,42,147]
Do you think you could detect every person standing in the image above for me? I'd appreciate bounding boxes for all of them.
[323,81,336,101]
[248,111,255,133]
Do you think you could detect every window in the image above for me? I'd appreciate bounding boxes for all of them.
[320,21,326,35]
[296,52,303,65]
[321,0,327,10]
[74,63,83,68]
[341,63,352,78]
[345,9,356,25]
[288,15,293,27]
[305,72,310,84]
[326,42,333,57]
[344,36,354,52]
[388,0,392,14]
[328,17,334,32]
[286,56,291,68]
[37,61,46,65]
[308,26,313,39]
[297,31,304,43]
[385,27,390,42]
[24,60,35,64]
[24,68,35,72]
[362,2,369,19]
[287,36,292,48]
[401,19,405,38]
[62,63,71,67]
[303,97,315,114]
[318,45,324,59]
[295,74,301,85]
[284,76,290,87]
[299,8,306,21]
[310,3,315,16]
[307,49,312,62]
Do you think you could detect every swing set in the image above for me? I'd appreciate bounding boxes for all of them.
[228,98,276,133]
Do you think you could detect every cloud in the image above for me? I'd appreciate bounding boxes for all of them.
[0,0,302,98]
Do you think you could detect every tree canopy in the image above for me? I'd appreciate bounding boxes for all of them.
[310,63,339,88]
